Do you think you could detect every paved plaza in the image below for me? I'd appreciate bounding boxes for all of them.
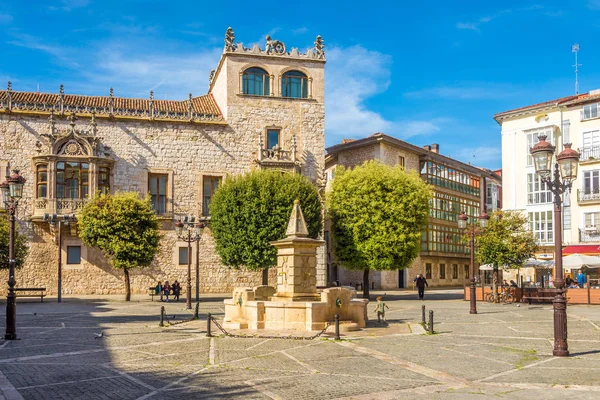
[1,290,600,399]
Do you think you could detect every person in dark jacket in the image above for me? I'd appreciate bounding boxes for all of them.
[163,281,171,302]
[155,281,163,302]
[414,274,428,300]
[172,280,181,301]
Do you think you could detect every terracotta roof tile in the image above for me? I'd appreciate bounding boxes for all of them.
[493,94,580,121]
[0,90,222,121]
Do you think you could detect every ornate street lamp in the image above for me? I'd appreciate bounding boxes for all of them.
[174,216,205,310]
[1,169,26,340]
[458,210,489,315]
[43,213,77,303]
[530,135,579,357]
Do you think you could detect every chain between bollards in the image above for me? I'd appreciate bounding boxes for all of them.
[159,306,165,327]
[207,312,212,337]
[334,314,340,340]
[428,310,434,334]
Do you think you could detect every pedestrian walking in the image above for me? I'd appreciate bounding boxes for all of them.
[577,270,587,288]
[172,280,181,302]
[163,281,171,302]
[374,296,389,323]
[155,281,163,302]
[414,274,428,300]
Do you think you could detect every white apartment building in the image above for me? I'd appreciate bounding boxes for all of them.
[495,90,600,284]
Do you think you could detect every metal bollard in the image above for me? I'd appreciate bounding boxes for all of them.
[429,310,434,334]
[159,306,165,327]
[422,305,426,325]
[334,314,340,340]
[194,302,200,319]
[206,312,212,337]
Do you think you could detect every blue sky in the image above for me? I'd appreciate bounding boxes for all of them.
[1,1,600,170]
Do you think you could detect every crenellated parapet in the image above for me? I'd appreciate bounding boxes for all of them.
[222,27,325,61]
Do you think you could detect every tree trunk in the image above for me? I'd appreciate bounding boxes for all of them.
[492,267,498,303]
[262,268,269,286]
[124,268,131,302]
[363,269,370,299]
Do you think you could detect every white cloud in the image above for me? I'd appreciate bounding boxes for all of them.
[588,0,600,10]
[292,27,308,35]
[60,0,90,11]
[325,45,449,143]
[0,13,13,24]
[405,83,523,100]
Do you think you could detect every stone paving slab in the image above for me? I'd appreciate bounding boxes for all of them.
[1,291,600,399]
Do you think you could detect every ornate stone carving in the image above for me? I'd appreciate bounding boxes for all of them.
[59,139,87,156]
[209,69,215,85]
[314,35,325,59]
[265,35,286,55]
[224,27,236,51]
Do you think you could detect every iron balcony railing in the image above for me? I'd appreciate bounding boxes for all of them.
[578,146,600,161]
[580,228,600,243]
[578,189,600,202]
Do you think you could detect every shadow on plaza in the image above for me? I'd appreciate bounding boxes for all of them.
[0,297,260,400]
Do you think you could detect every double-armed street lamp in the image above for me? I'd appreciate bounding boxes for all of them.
[174,216,205,310]
[0,170,26,340]
[530,135,580,357]
[43,213,77,303]
[458,210,489,315]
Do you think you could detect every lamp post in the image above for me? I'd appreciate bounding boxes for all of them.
[0,169,26,340]
[530,135,579,357]
[174,217,204,309]
[458,210,489,314]
[43,213,77,303]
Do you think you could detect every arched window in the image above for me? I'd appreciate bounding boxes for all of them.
[281,70,308,98]
[242,67,270,96]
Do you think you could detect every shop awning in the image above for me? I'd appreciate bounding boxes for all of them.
[562,245,600,255]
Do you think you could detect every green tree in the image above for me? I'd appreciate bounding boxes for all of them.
[472,210,538,301]
[210,170,322,284]
[78,192,160,301]
[329,160,432,299]
[0,216,28,270]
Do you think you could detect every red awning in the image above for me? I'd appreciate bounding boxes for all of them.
[562,245,600,255]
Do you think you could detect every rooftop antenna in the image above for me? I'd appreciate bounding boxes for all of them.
[572,43,581,95]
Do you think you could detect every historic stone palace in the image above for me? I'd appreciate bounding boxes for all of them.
[0,28,326,295]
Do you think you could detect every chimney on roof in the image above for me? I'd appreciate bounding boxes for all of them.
[431,144,440,154]
[423,145,431,151]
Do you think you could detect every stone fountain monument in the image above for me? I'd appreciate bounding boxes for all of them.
[223,200,368,331]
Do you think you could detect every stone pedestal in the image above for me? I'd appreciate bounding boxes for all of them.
[223,200,368,332]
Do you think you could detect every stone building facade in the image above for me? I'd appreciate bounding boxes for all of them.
[324,133,502,289]
[0,28,326,295]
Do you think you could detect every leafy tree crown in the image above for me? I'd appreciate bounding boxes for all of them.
[328,160,432,271]
[78,192,160,270]
[472,210,538,269]
[209,170,322,270]
[0,216,28,269]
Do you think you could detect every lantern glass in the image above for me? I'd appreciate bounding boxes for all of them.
[0,183,9,202]
[9,180,24,199]
[175,220,184,237]
[479,214,489,229]
[532,151,553,179]
[558,157,578,183]
[458,212,468,230]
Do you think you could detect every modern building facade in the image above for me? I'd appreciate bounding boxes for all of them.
[324,133,502,289]
[0,28,326,295]
[495,90,600,285]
